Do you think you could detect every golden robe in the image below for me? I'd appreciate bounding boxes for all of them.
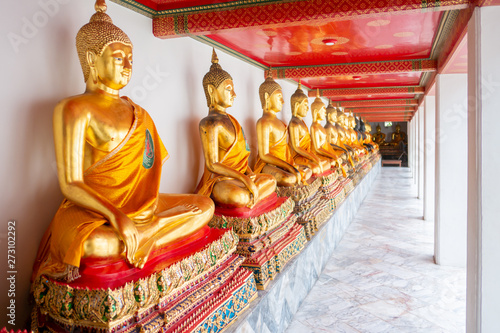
[320,141,346,177]
[254,122,295,174]
[32,98,168,281]
[290,123,313,166]
[196,114,250,197]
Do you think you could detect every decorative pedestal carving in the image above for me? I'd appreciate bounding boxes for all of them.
[32,228,258,333]
[209,194,306,290]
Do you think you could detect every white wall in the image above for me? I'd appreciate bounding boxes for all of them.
[0,0,301,328]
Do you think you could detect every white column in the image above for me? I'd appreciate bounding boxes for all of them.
[418,107,424,198]
[434,73,467,267]
[467,6,500,332]
[410,118,415,175]
[414,112,419,186]
[408,119,412,171]
[414,116,418,183]
[423,96,436,221]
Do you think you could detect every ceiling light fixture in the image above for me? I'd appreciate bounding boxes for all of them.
[323,38,338,46]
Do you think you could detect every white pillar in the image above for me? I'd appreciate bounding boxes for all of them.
[434,73,467,267]
[423,96,436,221]
[414,113,419,186]
[410,118,415,175]
[467,6,500,332]
[418,107,424,198]
[408,119,412,171]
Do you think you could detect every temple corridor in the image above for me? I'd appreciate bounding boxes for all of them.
[285,167,466,333]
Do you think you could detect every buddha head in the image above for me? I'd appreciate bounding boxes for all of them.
[259,71,283,113]
[203,49,236,110]
[76,0,133,90]
[311,89,326,122]
[376,124,382,133]
[337,108,347,128]
[326,100,337,124]
[395,124,401,133]
[348,112,355,129]
[290,80,308,118]
[366,123,372,133]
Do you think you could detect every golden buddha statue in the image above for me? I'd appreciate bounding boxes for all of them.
[288,82,331,175]
[324,102,346,156]
[335,108,358,160]
[309,90,342,168]
[196,50,276,208]
[32,1,214,282]
[372,124,386,145]
[361,120,377,152]
[324,103,356,168]
[254,72,312,186]
[348,112,368,156]
[390,124,407,146]
[346,112,358,144]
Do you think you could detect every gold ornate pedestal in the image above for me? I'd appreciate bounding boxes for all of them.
[275,177,323,241]
[208,195,306,290]
[32,229,257,333]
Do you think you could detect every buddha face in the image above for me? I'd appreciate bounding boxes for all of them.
[209,78,236,109]
[327,111,337,123]
[316,105,326,121]
[268,90,284,113]
[293,98,309,117]
[395,124,401,132]
[93,42,133,90]
[338,115,345,127]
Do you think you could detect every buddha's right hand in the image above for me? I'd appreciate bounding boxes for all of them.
[243,177,259,207]
[112,211,139,266]
[291,166,302,184]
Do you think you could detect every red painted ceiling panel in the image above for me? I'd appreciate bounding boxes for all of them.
[206,11,443,67]
[326,93,417,102]
[301,72,422,89]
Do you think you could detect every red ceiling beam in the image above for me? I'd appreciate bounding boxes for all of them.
[152,0,470,38]
[365,118,411,122]
[336,99,418,108]
[353,111,415,117]
[437,7,474,71]
[345,107,416,113]
[312,87,424,98]
[271,60,436,79]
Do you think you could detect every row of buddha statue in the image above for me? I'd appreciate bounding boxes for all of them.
[30,2,380,332]
[195,52,378,210]
[372,123,408,146]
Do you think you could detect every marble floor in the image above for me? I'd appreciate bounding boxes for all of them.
[285,167,466,333]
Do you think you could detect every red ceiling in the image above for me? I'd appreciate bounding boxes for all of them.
[301,72,422,89]
[113,0,479,121]
[328,94,417,102]
[137,0,235,11]
[206,11,443,67]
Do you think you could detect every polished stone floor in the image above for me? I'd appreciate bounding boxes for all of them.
[285,167,466,333]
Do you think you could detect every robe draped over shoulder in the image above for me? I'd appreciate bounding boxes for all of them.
[290,121,314,166]
[254,121,294,174]
[195,114,250,197]
[32,97,168,282]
